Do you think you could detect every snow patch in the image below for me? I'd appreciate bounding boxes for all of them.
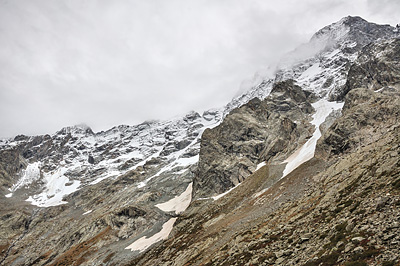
[155,183,192,214]
[255,161,266,171]
[175,155,199,168]
[5,193,12,198]
[82,210,92,215]
[26,168,81,207]
[326,49,341,59]
[253,187,270,199]
[136,137,201,188]
[212,183,241,201]
[137,181,146,189]
[125,217,177,253]
[282,99,344,178]
[298,63,322,82]
[11,162,41,192]
[347,41,357,48]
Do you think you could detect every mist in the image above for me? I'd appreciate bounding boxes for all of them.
[0,0,398,138]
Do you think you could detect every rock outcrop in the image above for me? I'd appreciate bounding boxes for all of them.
[194,80,316,199]
[277,16,398,101]
[338,38,400,99]
[0,149,26,193]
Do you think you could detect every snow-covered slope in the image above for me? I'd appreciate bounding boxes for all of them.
[1,16,398,208]
[276,16,398,99]
[0,112,219,207]
[281,99,344,177]
[0,79,272,208]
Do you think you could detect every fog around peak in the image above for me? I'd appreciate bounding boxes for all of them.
[0,0,399,138]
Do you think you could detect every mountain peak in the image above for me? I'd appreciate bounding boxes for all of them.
[57,124,94,136]
[278,16,397,77]
[310,16,395,51]
[340,15,367,24]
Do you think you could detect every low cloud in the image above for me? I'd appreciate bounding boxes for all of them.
[0,0,397,138]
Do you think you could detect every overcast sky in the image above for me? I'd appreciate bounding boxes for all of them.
[0,0,399,138]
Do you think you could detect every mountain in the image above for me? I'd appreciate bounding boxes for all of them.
[1,16,399,266]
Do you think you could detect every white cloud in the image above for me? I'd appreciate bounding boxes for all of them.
[0,0,398,137]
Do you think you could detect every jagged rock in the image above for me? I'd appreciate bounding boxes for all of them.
[300,234,311,243]
[376,196,390,211]
[351,236,365,244]
[194,80,315,199]
[338,38,400,100]
[116,206,146,218]
[336,241,344,248]
[316,85,400,158]
[278,16,398,101]
[0,113,213,265]
[353,246,365,253]
[345,243,355,253]
[0,149,27,192]
[88,155,95,164]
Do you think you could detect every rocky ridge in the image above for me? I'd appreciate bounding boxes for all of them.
[128,36,400,266]
[277,16,398,100]
[194,80,316,199]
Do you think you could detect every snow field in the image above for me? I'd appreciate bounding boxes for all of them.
[126,183,193,253]
[282,99,344,178]
[125,218,177,252]
[155,183,193,214]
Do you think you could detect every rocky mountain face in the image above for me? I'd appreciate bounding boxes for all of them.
[0,112,219,265]
[1,16,399,266]
[194,80,316,199]
[128,37,400,266]
[277,16,397,101]
[341,37,400,98]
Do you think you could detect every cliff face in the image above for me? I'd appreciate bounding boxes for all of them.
[194,80,316,199]
[194,40,400,200]
[339,38,400,99]
[0,149,26,193]
[129,39,400,266]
